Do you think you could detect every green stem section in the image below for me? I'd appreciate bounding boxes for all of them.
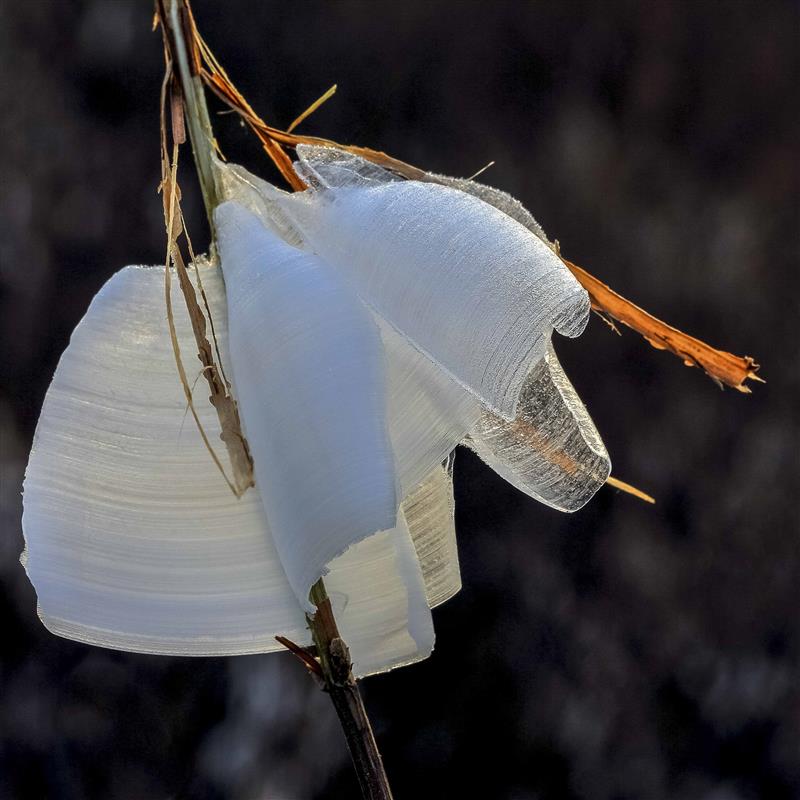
[308,579,394,800]
[165,0,220,233]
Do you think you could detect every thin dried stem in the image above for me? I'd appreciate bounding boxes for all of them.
[606,476,655,504]
[157,0,254,495]
[288,84,338,133]
[562,258,763,393]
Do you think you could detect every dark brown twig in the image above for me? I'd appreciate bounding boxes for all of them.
[307,579,394,800]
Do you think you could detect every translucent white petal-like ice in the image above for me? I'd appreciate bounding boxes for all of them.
[24,147,611,676]
[21,261,461,676]
[218,165,483,498]
[220,152,609,511]
[257,146,591,420]
[466,344,611,511]
[216,200,399,613]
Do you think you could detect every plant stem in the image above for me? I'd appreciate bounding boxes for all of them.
[308,579,394,800]
[161,5,395,798]
[163,0,220,233]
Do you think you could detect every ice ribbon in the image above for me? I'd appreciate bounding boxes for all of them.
[260,145,591,421]
[22,261,459,676]
[22,151,611,675]
[229,146,610,511]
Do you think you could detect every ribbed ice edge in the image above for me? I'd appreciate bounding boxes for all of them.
[403,459,461,608]
[37,612,295,657]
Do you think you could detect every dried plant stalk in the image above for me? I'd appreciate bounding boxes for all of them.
[156,4,397,798]
[157,0,254,496]
[562,259,763,393]
[606,476,655,504]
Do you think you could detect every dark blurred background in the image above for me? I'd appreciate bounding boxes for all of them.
[1,1,799,798]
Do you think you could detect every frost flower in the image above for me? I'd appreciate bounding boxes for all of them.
[22,147,610,677]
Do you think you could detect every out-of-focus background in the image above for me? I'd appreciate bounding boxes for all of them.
[1,1,798,798]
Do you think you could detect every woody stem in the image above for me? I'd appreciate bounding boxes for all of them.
[308,579,394,800]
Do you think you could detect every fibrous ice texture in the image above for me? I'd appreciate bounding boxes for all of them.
[259,145,591,420]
